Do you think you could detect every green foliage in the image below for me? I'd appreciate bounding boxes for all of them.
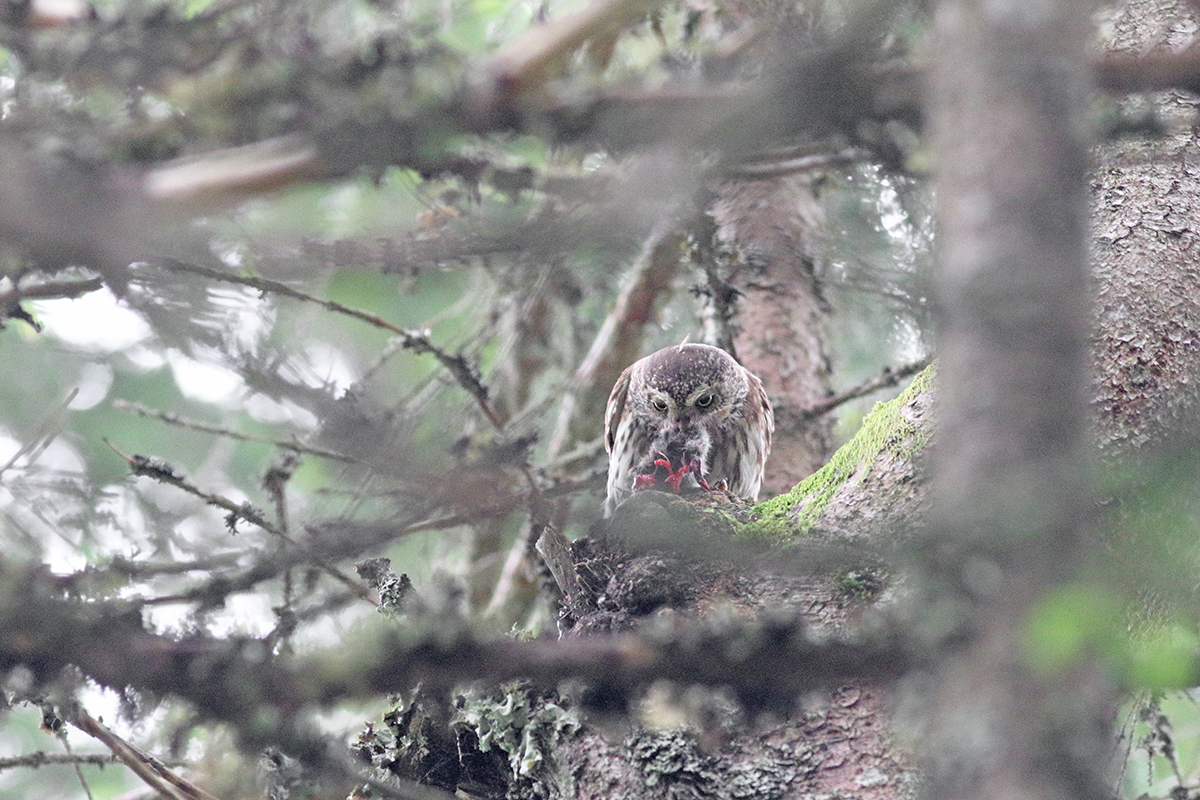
[1122,693,1200,799]
[1126,627,1200,691]
[1024,583,1125,675]
[835,565,887,601]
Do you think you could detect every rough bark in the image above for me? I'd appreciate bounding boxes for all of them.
[712,176,837,496]
[1092,0,1200,457]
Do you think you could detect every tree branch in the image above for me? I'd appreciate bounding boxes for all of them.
[149,259,506,429]
[803,356,933,418]
[113,400,357,463]
[66,707,223,800]
[105,442,376,606]
[0,752,121,771]
[0,559,909,745]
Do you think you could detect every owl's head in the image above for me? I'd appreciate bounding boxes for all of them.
[630,343,748,426]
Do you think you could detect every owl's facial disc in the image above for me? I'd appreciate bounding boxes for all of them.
[645,383,723,418]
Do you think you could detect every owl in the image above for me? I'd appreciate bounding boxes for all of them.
[604,343,774,517]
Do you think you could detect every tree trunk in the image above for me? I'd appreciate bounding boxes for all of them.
[1091,0,1200,457]
[712,176,837,495]
[920,0,1112,798]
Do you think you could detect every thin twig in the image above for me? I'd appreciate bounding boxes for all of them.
[103,440,376,605]
[67,707,222,800]
[0,276,104,305]
[0,752,122,771]
[106,441,279,533]
[54,727,95,800]
[150,259,506,429]
[112,400,357,463]
[803,356,932,418]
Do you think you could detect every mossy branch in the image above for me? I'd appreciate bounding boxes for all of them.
[746,364,936,543]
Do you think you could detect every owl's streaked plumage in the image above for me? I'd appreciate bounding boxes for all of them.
[603,343,774,517]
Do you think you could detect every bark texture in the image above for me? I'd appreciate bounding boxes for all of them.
[1092,0,1200,457]
[712,176,836,496]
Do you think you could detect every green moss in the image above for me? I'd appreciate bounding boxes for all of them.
[835,565,888,601]
[743,365,936,543]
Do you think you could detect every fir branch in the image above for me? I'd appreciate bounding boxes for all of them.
[112,400,357,463]
[0,560,910,729]
[149,259,505,429]
[104,441,375,606]
[65,707,222,800]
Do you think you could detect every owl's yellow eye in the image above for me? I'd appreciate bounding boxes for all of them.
[653,399,669,412]
[696,393,714,408]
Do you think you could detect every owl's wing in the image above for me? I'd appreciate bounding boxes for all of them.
[751,371,775,442]
[604,364,634,454]
[734,369,774,501]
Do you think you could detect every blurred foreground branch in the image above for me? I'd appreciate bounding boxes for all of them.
[0,558,908,752]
